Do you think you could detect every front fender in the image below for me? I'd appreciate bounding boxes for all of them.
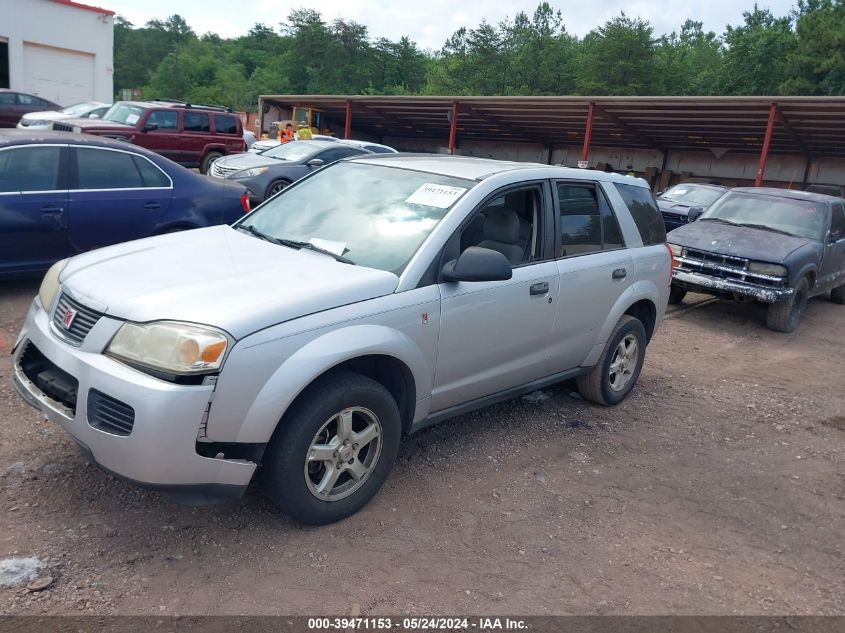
[216,324,433,444]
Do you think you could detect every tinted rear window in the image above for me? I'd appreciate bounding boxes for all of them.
[614,182,666,245]
[214,114,238,135]
[184,112,210,133]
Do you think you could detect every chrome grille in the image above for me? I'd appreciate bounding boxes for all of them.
[52,293,102,346]
[51,122,75,132]
[210,161,239,178]
[676,248,786,288]
[88,389,135,436]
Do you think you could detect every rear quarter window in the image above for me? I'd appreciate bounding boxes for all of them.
[614,182,666,245]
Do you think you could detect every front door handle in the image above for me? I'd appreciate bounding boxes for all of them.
[143,202,161,210]
[40,204,64,214]
[529,282,549,296]
[612,268,627,280]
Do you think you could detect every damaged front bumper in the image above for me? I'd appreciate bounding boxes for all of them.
[672,270,793,303]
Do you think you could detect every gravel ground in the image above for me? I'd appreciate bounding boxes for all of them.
[0,279,842,616]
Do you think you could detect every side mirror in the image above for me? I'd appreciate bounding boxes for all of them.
[687,207,705,222]
[142,123,158,132]
[88,113,100,119]
[441,247,512,283]
[306,158,325,168]
[829,231,843,244]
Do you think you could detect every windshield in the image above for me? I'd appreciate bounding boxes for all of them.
[662,184,724,206]
[261,142,321,161]
[239,162,474,273]
[700,192,827,240]
[62,102,97,116]
[102,102,146,126]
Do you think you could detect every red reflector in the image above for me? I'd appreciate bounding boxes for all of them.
[240,193,250,213]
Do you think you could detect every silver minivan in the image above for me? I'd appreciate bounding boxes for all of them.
[12,155,671,525]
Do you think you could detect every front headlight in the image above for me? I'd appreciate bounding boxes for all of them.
[748,262,787,277]
[234,166,269,178]
[106,321,232,375]
[667,243,683,257]
[39,259,69,311]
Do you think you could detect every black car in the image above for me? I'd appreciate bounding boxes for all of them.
[657,183,728,232]
[667,188,845,332]
[0,130,250,278]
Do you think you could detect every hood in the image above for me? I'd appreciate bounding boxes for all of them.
[215,152,281,170]
[667,220,813,263]
[59,225,399,339]
[63,118,132,131]
[21,110,68,122]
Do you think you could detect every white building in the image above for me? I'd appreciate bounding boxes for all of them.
[0,0,114,106]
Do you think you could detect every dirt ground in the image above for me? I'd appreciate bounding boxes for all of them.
[0,279,842,616]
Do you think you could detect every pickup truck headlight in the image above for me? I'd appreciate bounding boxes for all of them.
[667,243,683,257]
[106,321,232,375]
[39,259,69,311]
[748,262,787,277]
[234,166,269,178]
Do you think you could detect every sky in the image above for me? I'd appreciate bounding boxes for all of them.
[101,0,798,51]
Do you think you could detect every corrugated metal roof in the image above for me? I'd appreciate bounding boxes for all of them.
[259,95,845,157]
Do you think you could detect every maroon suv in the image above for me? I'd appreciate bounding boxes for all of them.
[53,99,245,173]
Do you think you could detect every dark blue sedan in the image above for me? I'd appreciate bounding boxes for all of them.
[0,130,250,278]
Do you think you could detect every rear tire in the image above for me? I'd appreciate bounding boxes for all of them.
[766,277,809,333]
[668,286,687,305]
[831,282,845,305]
[263,371,401,525]
[576,315,647,406]
[200,151,223,174]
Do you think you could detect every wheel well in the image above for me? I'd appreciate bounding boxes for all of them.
[625,299,657,342]
[295,355,416,436]
[805,270,816,288]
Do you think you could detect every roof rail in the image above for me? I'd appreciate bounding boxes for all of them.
[151,98,233,113]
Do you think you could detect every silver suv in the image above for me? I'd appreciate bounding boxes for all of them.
[11,156,671,525]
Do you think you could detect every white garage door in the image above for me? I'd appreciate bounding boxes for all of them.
[23,42,95,106]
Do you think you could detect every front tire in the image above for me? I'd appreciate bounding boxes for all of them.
[766,277,809,333]
[265,179,291,199]
[576,315,647,406]
[668,286,687,305]
[263,371,401,525]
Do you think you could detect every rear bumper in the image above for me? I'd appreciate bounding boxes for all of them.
[10,298,255,504]
[672,270,793,303]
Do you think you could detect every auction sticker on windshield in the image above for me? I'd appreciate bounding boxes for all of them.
[405,183,467,208]
[126,114,140,125]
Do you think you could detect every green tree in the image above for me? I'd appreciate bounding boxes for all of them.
[654,20,722,95]
[782,0,845,94]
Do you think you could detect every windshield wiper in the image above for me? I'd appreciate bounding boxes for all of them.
[279,239,355,265]
[238,223,283,245]
[237,225,354,264]
[699,217,736,225]
[733,223,797,237]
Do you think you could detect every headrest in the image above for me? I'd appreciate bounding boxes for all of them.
[484,208,520,244]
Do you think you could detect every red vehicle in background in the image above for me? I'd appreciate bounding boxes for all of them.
[52,99,245,174]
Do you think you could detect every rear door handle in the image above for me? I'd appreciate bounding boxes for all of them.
[143,202,161,210]
[529,282,549,295]
[40,204,64,214]
[612,268,627,280]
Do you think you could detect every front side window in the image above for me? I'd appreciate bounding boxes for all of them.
[0,146,61,192]
[240,162,474,274]
[700,192,827,241]
[460,186,544,266]
[614,182,666,246]
[214,114,238,135]
[146,110,178,130]
[76,148,145,189]
[184,112,210,133]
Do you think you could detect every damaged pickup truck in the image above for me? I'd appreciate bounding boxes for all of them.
[667,187,845,332]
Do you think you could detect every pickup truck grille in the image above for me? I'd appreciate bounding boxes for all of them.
[88,389,135,436]
[210,161,239,178]
[52,293,102,346]
[676,248,787,288]
[51,122,75,132]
